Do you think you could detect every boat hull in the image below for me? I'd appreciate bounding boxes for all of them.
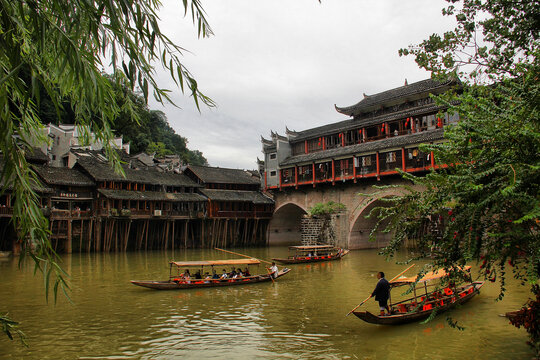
[273,250,349,264]
[131,268,291,290]
[353,281,484,325]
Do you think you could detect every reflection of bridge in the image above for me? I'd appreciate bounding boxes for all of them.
[267,177,421,249]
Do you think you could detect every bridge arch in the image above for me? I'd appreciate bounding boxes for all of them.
[268,202,307,246]
[348,189,403,250]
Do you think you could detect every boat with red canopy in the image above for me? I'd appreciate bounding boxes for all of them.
[131,258,291,290]
[351,266,484,325]
[272,245,349,264]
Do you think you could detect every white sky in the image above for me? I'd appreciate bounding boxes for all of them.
[150,0,456,169]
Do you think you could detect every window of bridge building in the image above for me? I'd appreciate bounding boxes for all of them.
[307,138,323,153]
[444,111,459,124]
[355,154,377,175]
[297,165,312,182]
[315,161,331,181]
[269,153,277,160]
[365,126,380,141]
[270,171,276,177]
[405,148,430,168]
[389,121,405,136]
[325,134,341,149]
[291,142,305,156]
[281,167,295,184]
[335,159,353,177]
[380,151,402,171]
[345,129,362,145]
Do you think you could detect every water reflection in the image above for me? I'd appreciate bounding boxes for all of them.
[0,248,534,359]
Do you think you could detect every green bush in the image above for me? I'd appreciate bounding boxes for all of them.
[308,202,346,217]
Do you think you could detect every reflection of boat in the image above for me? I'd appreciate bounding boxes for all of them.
[131,258,291,290]
[352,266,484,325]
[272,245,349,264]
[0,251,12,258]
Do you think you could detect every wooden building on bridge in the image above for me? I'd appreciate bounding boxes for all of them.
[261,78,459,190]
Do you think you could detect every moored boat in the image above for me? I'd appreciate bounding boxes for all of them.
[272,245,349,264]
[131,258,291,290]
[351,266,484,325]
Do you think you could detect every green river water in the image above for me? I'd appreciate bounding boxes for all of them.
[0,247,534,359]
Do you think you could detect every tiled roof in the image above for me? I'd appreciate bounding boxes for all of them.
[186,165,260,185]
[0,161,53,193]
[335,78,457,116]
[76,158,200,187]
[33,165,94,187]
[98,189,207,202]
[199,189,274,204]
[280,129,444,166]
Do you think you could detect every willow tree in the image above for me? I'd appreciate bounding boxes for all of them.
[0,0,214,341]
[371,0,539,351]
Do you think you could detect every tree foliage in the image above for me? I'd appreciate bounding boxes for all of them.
[370,0,539,346]
[0,0,213,342]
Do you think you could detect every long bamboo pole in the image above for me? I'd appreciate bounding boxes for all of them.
[214,247,273,265]
[346,263,416,316]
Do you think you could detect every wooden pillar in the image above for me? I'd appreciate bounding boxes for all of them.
[322,136,326,150]
[402,148,406,171]
[304,140,308,154]
[264,171,267,190]
[279,169,282,190]
[66,220,72,254]
[312,163,316,188]
[411,117,416,133]
[430,151,435,168]
[353,156,357,183]
[295,165,298,189]
[331,159,335,184]
[376,151,380,180]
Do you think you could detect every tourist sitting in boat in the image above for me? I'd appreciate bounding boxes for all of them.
[181,269,191,284]
[232,268,243,279]
[194,270,202,280]
[372,271,390,316]
[243,267,251,277]
[307,252,313,257]
[212,270,219,279]
[220,269,229,279]
[204,272,211,283]
[229,268,237,278]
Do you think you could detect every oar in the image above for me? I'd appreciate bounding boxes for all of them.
[214,247,276,283]
[346,263,416,316]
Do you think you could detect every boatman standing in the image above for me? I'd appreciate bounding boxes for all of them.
[267,262,279,279]
[372,271,390,316]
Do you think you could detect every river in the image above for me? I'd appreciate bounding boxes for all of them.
[0,248,533,359]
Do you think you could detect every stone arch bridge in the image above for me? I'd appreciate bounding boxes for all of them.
[267,177,421,249]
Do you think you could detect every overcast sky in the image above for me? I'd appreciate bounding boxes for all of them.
[150,0,456,169]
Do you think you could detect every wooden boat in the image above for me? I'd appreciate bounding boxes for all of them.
[352,266,484,325]
[131,258,291,290]
[272,245,349,264]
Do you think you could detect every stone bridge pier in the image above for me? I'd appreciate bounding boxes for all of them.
[267,177,420,249]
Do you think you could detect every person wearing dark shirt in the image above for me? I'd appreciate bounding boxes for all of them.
[372,271,391,316]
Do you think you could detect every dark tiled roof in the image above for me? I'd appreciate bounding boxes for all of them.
[33,165,94,187]
[199,189,274,204]
[186,165,261,185]
[76,158,200,187]
[25,147,49,164]
[0,161,54,193]
[98,189,206,202]
[335,78,457,116]
[280,129,444,166]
